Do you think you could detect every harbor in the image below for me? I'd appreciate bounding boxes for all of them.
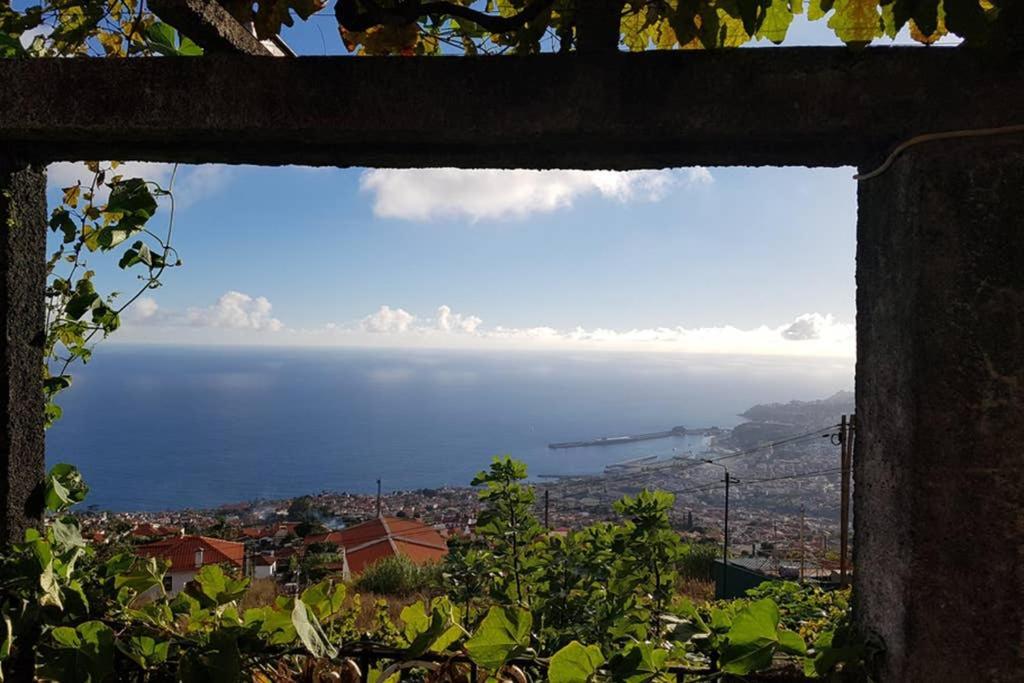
[548,425,722,449]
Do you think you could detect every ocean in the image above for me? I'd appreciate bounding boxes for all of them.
[45,346,853,511]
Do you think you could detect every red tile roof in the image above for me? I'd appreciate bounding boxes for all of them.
[241,522,300,540]
[136,535,244,572]
[303,516,447,574]
[131,523,183,540]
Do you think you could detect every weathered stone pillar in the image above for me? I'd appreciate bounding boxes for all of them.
[0,161,47,547]
[855,137,1024,681]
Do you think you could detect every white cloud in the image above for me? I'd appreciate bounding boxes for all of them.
[125,296,160,322]
[47,162,232,209]
[436,305,482,333]
[686,167,714,184]
[170,165,233,207]
[115,291,285,345]
[308,307,854,358]
[115,295,852,359]
[360,167,712,222]
[361,305,415,333]
[781,312,835,341]
[186,291,283,331]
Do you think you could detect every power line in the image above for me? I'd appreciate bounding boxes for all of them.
[637,425,838,480]
[672,466,845,496]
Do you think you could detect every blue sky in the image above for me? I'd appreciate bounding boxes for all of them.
[42,10,958,360]
[47,162,857,357]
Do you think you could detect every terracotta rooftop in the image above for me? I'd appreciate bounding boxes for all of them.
[304,516,447,574]
[130,523,183,539]
[136,535,244,572]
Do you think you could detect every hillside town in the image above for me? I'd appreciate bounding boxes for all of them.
[71,393,855,595]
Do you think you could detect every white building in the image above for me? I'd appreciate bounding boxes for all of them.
[136,535,245,596]
[253,552,277,579]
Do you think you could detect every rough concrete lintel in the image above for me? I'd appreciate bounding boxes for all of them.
[1,48,1023,168]
[149,0,272,55]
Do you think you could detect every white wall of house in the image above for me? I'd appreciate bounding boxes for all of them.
[138,569,198,601]
[166,570,197,596]
[254,562,276,580]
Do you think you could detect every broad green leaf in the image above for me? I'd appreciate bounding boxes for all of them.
[63,291,99,321]
[189,564,249,607]
[51,626,80,648]
[401,600,430,643]
[549,641,604,683]
[828,0,882,44]
[401,598,464,656]
[115,557,167,598]
[607,642,669,683]
[49,208,77,243]
[117,635,170,670]
[808,0,835,21]
[709,606,733,631]
[248,605,296,645]
[47,464,87,506]
[720,599,781,674]
[145,21,176,53]
[105,178,157,218]
[76,621,115,682]
[464,606,532,672]
[42,376,72,398]
[756,0,795,44]
[301,580,345,621]
[178,35,203,56]
[778,628,807,656]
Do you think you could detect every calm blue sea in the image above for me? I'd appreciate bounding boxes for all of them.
[45,346,852,511]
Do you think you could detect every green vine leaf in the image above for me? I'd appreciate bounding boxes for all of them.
[45,464,89,513]
[719,598,783,674]
[465,605,532,672]
[188,565,250,608]
[549,641,605,683]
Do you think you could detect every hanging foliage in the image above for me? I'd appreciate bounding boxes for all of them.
[0,1,1010,58]
[332,0,1007,55]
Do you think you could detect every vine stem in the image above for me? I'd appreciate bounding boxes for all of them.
[54,162,180,381]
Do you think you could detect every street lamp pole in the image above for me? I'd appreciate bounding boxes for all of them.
[704,459,737,597]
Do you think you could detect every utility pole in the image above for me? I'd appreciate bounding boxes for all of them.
[544,489,550,529]
[375,478,382,518]
[704,459,737,597]
[799,504,806,582]
[839,414,854,588]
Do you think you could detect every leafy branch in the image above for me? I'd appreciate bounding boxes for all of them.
[43,162,182,426]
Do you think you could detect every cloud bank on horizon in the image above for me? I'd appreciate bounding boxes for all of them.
[120,295,854,359]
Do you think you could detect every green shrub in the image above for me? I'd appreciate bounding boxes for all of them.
[354,555,441,596]
[676,542,719,582]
